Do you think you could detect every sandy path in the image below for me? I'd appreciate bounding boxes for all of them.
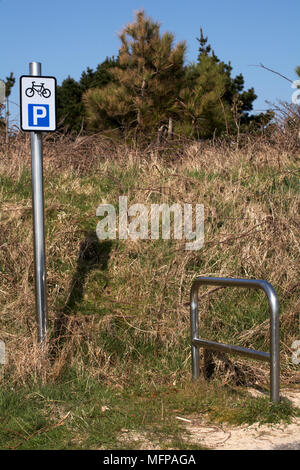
[118,389,300,450]
[184,389,300,450]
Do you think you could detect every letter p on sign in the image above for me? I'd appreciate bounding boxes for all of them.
[28,104,50,127]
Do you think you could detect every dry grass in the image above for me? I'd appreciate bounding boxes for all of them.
[0,129,299,390]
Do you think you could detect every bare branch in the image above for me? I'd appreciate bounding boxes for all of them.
[250,63,293,83]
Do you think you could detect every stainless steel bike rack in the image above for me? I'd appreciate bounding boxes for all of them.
[190,277,280,403]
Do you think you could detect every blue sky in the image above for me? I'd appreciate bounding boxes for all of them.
[1,0,299,128]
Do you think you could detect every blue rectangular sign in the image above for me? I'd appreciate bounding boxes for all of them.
[28,104,50,127]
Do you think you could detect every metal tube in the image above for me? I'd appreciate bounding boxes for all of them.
[262,281,280,404]
[190,277,280,403]
[190,286,200,379]
[29,61,48,344]
[192,338,270,362]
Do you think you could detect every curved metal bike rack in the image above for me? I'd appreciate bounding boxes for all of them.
[190,277,280,403]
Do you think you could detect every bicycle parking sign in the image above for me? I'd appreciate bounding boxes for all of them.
[20,75,56,131]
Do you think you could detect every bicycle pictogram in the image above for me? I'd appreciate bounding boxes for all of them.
[25,81,51,98]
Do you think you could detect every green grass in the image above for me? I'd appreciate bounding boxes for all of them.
[1,375,298,450]
[0,169,32,201]
[0,135,299,449]
[0,375,205,450]
[206,390,300,425]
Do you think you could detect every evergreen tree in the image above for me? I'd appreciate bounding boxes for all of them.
[5,72,15,98]
[0,73,15,136]
[178,57,232,138]
[80,57,119,91]
[178,30,260,138]
[57,77,83,132]
[83,10,186,136]
[57,57,118,133]
[58,18,269,139]
[197,28,218,62]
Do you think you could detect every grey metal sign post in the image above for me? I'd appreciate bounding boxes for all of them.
[20,62,57,343]
[30,62,47,344]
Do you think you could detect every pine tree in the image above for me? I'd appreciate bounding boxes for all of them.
[178,57,232,138]
[57,77,83,132]
[178,29,259,138]
[83,10,186,137]
[80,57,119,91]
[1,73,15,141]
[57,58,118,133]
[197,28,218,62]
[5,72,15,98]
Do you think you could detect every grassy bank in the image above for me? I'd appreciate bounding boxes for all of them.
[0,133,299,449]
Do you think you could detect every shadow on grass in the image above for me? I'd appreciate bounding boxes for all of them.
[54,231,112,339]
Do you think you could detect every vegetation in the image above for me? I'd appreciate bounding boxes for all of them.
[57,11,271,140]
[0,125,299,448]
[0,72,15,131]
[57,57,119,133]
[0,8,299,451]
[177,28,270,139]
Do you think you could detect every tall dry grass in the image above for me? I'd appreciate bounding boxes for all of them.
[0,128,299,389]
